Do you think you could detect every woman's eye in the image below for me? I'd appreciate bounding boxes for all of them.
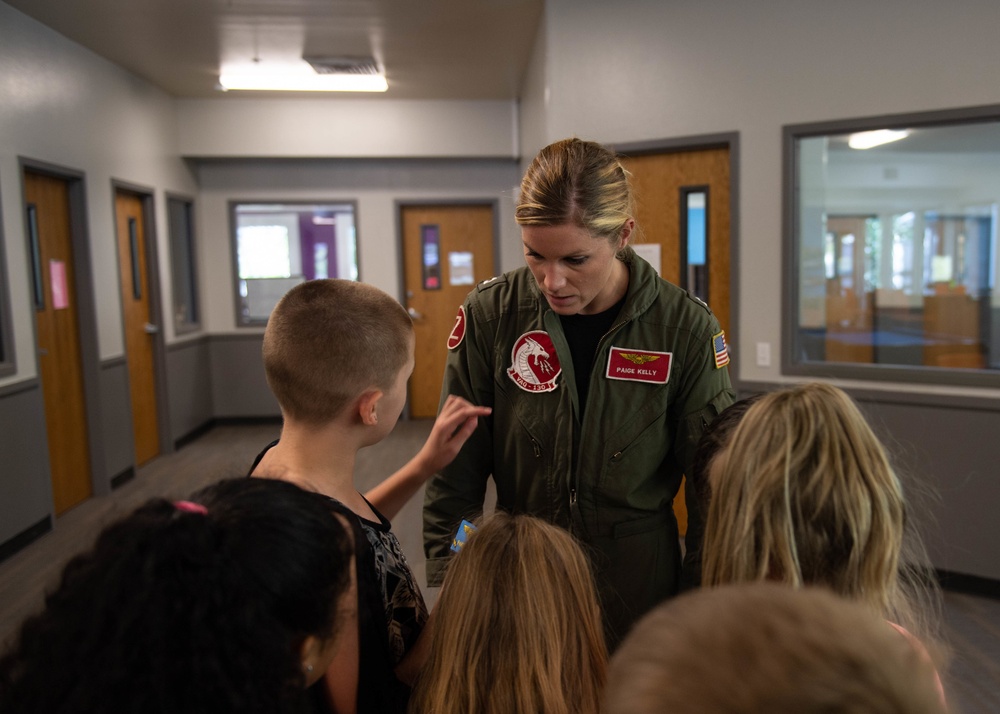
[565,256,587,266]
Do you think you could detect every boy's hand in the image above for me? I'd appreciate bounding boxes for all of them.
[413,395,491,477]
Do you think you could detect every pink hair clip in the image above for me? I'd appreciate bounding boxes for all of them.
[173,500,208,515]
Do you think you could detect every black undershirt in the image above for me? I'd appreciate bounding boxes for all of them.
[559,294,627,416]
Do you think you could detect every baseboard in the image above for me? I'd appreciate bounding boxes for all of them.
[174,419,216,451]
[215,416,283,428]
[0,516,53,566]
[175,416,282,452]
[936,569,1000,600]
[110,467,136,490]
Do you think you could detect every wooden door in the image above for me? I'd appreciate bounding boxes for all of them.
[402,204,496,418]
[620,147,732,535]
[621,147,731,335]
[24,171,92,514]
[115,190,160,465]
[824,216,874,363]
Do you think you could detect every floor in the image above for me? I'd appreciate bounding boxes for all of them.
[0,420,997,712]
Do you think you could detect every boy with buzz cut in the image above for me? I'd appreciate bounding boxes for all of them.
[249,279,490,714]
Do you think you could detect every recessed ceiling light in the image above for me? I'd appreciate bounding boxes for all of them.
[847,129,910,150]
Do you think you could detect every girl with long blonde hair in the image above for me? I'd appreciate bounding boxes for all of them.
[702,382,941,643]
[410,512,607,714]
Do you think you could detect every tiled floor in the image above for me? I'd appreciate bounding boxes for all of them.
[1,420,997,712]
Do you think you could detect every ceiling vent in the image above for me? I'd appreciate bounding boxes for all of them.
[304,56,381,76]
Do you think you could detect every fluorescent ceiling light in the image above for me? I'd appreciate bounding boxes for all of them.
[219,63,387,92]
[848,129,910,150]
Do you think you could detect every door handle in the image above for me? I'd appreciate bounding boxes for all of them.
[143,322,159,334]
[407,307,424,320]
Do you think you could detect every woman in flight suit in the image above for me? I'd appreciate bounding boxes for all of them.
[422,137,735,647]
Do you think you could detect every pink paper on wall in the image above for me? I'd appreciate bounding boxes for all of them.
[50,260,69,310]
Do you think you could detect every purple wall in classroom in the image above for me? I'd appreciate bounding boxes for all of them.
[298,213,337,281]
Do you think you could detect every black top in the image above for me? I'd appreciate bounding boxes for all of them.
[558,293,627,415]
[248,442,416,714]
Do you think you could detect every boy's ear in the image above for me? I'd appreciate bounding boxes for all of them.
[357,389,384,426]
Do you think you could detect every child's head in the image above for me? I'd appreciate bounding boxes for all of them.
[605,582,946,714]
[0,478,354,714]
[690,393,763,487]
[702,382,905,617]
[263,279,413,424]
[411,512,607,714]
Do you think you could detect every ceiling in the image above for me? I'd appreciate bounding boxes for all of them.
[6,0,544,100]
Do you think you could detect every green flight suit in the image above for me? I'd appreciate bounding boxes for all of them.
[423,248,735,647]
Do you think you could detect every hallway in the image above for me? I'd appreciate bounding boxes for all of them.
[0,421,997,711]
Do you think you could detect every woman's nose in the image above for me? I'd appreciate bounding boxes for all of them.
[542,265,566,291]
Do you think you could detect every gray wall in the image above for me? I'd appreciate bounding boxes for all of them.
[208,335,278,419]
[0,381,52,545]
[195,157,524,333]
[166,337,214,443]
[859,393,1000,581]
[97,358,135,488]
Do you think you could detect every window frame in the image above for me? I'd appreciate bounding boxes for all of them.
[782,103,1000,388]
[0,182,14,377]
[228,199,361,327]
[167,193,201,335]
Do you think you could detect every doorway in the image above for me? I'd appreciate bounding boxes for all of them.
[114,188,161,466]
[400,203,497,418]
[23,170,93,514]
[619,144,732,334]
[618,138,738,535]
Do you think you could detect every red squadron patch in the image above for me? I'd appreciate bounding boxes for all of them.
[446,306,467,350]
[507,331,561,393]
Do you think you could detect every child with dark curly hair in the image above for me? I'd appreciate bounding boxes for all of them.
[0,478,355,714]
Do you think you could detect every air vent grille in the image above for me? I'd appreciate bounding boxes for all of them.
[304,56,380,76]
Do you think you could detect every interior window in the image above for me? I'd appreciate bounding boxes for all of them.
[167,197,201,334]
[231,202,358,325]
[785,108,1000,385]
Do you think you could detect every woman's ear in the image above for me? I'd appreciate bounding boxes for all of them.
[357,389,384,426]
[619,219,635,250]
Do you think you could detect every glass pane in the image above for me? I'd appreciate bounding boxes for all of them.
[792,116,1000,377]
[233,202,358,324]
[168,198,199,331]
[682,189,709,302]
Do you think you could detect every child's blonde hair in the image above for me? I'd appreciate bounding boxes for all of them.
[703,381,938,638]
[410,512,607,714]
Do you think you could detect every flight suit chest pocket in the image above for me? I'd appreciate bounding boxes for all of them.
[596,387,672,496]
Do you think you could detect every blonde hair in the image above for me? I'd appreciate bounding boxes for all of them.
[606,583,946,714]
[516,138,636,246]
[702,382,938,638]
[262,279,412,424]
[410,513,607,714]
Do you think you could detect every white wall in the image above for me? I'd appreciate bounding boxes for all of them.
[0,1,198,388]
[196,159,524,333]
[177,98,519,159]
[520,0,1000,398]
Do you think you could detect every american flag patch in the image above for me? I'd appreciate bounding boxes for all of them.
[713,331,730,369]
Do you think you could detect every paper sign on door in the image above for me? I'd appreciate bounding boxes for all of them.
[50,260,69,310]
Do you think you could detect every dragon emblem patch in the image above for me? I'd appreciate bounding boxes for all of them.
[507,331,561,393]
